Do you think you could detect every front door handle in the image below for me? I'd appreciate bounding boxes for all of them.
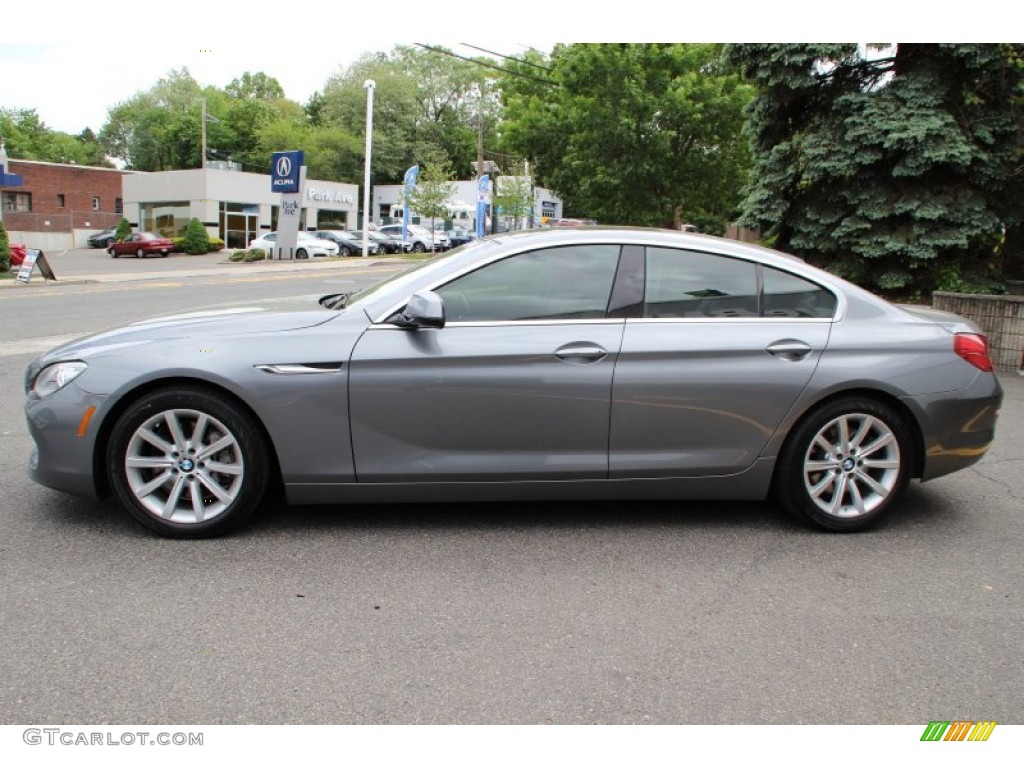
[766,339,813,361]
[555,343,608,363]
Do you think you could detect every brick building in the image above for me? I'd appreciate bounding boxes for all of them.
[1,160,133,251]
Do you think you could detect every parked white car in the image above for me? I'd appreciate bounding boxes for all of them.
[377,224,440,253]
[248,232,339,259]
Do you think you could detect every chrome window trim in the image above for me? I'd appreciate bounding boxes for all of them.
[624,316,836,325]
[370,233,847,324]
[367,318,628,331]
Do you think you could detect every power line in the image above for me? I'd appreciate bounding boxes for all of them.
[414,43,559,87]
[458,44,554,73]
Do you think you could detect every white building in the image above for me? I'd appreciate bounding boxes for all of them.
[372,179,562,231]
[123,166,359,250]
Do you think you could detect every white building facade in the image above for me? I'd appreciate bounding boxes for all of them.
[372,179,562,231]
[123,167,359,250]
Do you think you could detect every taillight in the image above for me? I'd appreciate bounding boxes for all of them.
[954,333,994,372]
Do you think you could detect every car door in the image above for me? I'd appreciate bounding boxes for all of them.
[348,244,627,482]
[609,246,836,477]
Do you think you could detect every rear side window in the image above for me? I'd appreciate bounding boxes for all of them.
[644,248,758,318]
[762,266,837,318]
[436,245,621,322]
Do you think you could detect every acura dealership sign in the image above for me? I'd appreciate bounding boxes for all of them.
[270,150,304,193]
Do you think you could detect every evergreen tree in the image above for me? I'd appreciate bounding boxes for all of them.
[727,44,1024,294]
[182,217,211,255]
[0,219,10,272]
[114,218,132,243]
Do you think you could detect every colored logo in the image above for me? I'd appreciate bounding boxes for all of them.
[920,721,996,741]
[270,150,303,193]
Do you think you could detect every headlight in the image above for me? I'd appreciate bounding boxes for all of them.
[32,361,88,398]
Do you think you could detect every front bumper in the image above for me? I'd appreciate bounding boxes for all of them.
[25,383,108,499]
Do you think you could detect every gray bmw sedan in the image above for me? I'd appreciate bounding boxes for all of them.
[25,228,1002,537]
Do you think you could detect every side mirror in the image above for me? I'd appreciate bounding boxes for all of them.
[393,290,445,329]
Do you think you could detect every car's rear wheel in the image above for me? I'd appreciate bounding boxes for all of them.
[109,247,117,258]
[296,248,307,259]
[136,248,145,258]
[775,397,912,532]
[107,387,270,538]
[412,241,425,253]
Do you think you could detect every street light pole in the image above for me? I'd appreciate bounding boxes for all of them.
[361,79,376,258]
[201,98,207,170]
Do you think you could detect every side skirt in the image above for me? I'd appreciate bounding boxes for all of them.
[285,458,776,505]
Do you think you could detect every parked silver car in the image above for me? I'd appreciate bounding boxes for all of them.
[24,227,1002,538]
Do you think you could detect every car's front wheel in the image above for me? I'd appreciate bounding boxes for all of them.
[775,397,912,532]
[107,387,270,538]
[109,247,117,258]
[412,241,425,253]
[136,248,145,258]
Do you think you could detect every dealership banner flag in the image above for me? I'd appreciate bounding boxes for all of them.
[402,165,419,240]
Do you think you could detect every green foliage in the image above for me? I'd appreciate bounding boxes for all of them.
[114,218,132,243]
[228,248,266,262]
[405,153,457,243]
[0,219,9,272]
[1,108,112,166]
[172,235,223,253]
[181,217,211,255]
[498,44,754,229]
[727,43,1024,294]
[493,160,534,229]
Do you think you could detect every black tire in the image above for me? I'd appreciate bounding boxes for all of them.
[103,238,114,249]
[136,248,145,259]
[774,397,912,532]
[107,387,270,538]
[109,248,117,258]
[412,241,426,253]
[296,248,308,259]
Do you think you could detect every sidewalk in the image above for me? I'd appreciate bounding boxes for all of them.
[1,250,409,288]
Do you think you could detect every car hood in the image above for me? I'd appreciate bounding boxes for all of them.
[36,307,338,365]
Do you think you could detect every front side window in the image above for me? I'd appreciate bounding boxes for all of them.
[436,245,621,322]
[644,248,758,318]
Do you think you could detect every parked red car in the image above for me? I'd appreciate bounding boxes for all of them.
[108,232,174,258]
[9,242,27,267]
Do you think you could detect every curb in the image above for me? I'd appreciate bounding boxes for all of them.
[0,256,409,289]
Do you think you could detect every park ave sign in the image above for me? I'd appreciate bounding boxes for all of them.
[307,187,355,205]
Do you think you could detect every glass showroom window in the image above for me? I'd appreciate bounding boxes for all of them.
[140,202,191,237]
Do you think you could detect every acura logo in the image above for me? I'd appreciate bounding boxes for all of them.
[275,156,292,177]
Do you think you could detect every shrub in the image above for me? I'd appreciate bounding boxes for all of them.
[114,218,132,243]
[181,217,211,255]
[229,248,266,262]
[0,219,9,272]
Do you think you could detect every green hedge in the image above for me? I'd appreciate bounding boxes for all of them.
[171,236,224,253]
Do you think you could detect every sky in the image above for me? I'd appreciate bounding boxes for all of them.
[1,3,1009,137]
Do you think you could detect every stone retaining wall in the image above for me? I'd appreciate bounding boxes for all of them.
[933,292,1024,371]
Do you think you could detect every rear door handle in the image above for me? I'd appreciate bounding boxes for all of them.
[555,343,608,363]
[766,340,813,361]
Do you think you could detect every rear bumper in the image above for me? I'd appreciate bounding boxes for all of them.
[906,372,1004,481]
